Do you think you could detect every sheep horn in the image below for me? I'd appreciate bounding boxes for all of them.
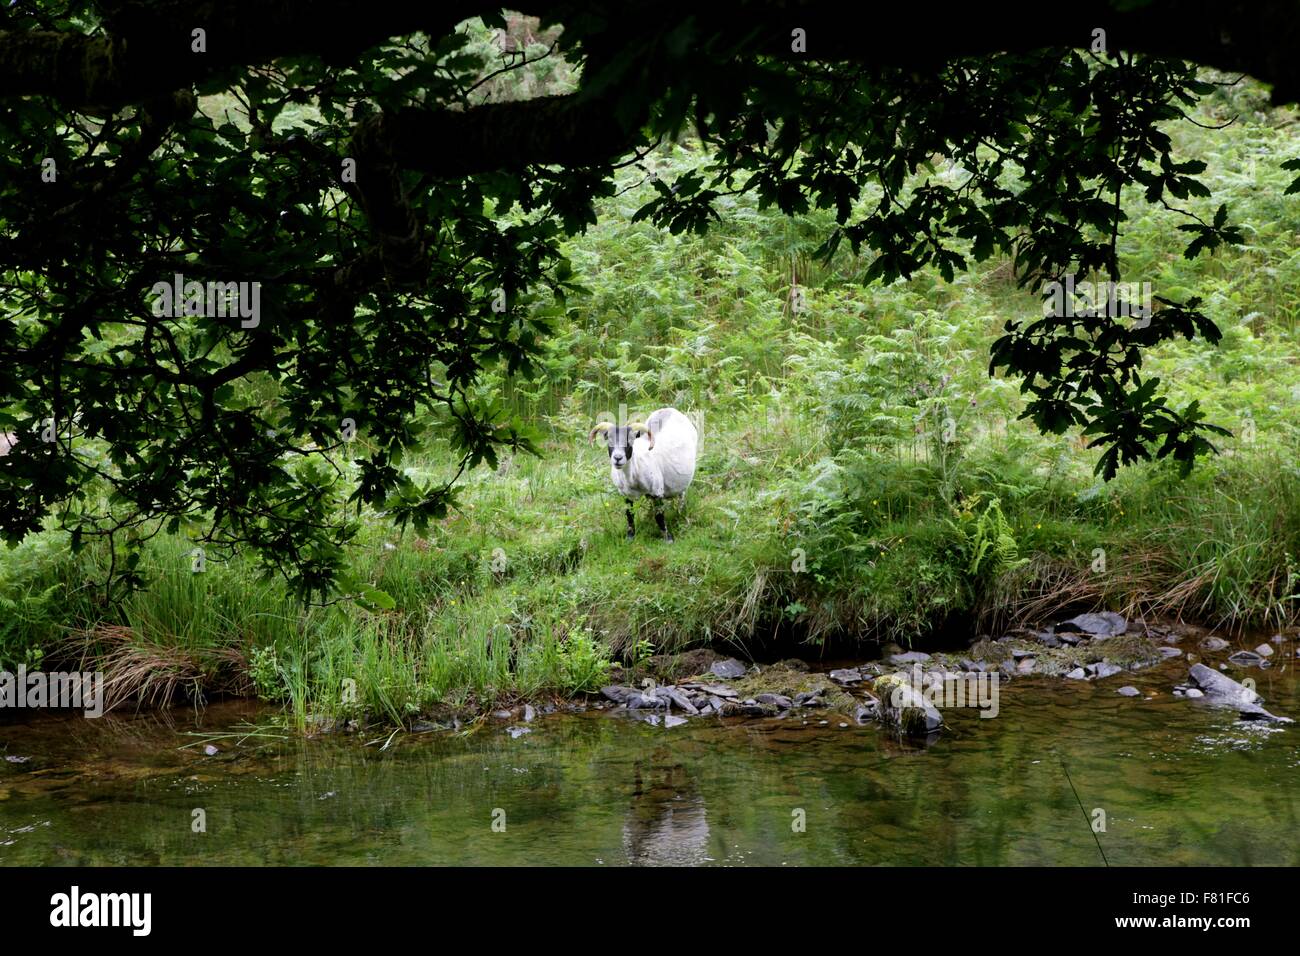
[588,421,613,444]
[627,421,653,449]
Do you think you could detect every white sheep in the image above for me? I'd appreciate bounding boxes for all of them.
[0,431,14,456]
[589,407,697,541]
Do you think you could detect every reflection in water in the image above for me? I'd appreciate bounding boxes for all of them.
[1,655,1298,866]
[623,751,710,866]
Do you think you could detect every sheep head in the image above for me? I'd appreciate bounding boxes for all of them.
[589,419,652,469]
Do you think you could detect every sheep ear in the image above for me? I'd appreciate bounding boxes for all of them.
[588,422,612,445]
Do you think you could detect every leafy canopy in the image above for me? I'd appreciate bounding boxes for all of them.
[0,1,1270,597]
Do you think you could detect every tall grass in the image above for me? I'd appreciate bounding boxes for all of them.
[3,73,1299,724]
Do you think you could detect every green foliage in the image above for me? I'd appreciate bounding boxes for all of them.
[3,7,1292,603]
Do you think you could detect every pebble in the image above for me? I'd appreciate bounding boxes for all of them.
[1117,686,1140,697]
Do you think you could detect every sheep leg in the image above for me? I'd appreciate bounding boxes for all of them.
[653,499,674,542]
[625,498,636,540]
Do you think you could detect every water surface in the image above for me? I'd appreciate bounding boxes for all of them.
[2,656,1297,865]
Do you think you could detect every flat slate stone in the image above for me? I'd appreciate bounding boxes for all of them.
[1188,663,1291,722]
[889,651,932,664]
[1228,650,1264,668]
[710,658,748,679]
[1061,611,1127,637]
[1200,637,1230,651]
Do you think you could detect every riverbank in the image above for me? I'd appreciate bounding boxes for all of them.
[3,627,1297,866]
[2,79,1299,728]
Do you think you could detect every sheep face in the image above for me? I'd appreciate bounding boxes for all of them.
[589,421,651,471]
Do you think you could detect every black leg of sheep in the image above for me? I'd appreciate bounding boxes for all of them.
[625,498,636,540]
[653,499,673,543]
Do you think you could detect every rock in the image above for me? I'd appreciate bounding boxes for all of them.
[998,659,1018,676]
[492,709,514,719]
[410,720,441,733]
[1057,632,1082,646]
[710,658,748,679]
[663,715,689,728]
[755,693,793,710]
[523,704,535,722]
[793,691,826,707]
[829,668,864,685]
[1227,650,1264,668]
[1016,657,1037,674]
[722,700,777,717]
[697,683,738,698]
[1199,637,1229,651]
[203,745,220,756]
[889,651,931,664]
[1270,633,1288,645]
[855,701,878,724]
[1183,688,1203,699]
[1010,648,1034,660]
[1061,611,1127,637]
[1064,668,1087,680]
[601,686,635,704]
[1187,663,1291,722]
[1089,662,1124,679]
[1254,643,1274,657]
[1158,646,1184,659]
[508,726,531,738]
[873,674,943,734]
[1117,686,1140,697]
[626,690,667,710]
[663,686,700,715]
[959,658,985,672]
[4,755,30,763]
